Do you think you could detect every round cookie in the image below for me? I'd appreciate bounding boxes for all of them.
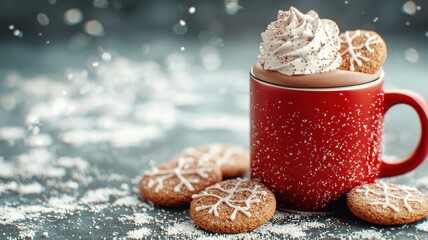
[178,144,250,178]
[140,157,222,206]
[339,30,387,74]
[190,178,276,234]
[347,182,428,225]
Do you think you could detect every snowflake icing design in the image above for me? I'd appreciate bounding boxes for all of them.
[145,157,212,193]
[340,30,382,71]
[192,178,267,220]
[356,182,423,212]
[183,144,244,167]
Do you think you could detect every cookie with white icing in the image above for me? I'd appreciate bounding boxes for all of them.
[176,144,250,178]
[140,157,222,206]
[339,30,387,74]
[347,182,428,225]
[190,178,276,234]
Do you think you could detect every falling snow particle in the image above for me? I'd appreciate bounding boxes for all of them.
[405,48,419,63]
[402,1,417,15]
[0,127,25,141]
[416,221,428,232]
[37,13,50,26]
[188,6,196,14]
[180,46,185,51]
[225,0,242,15]
[92,61,100,68]
[64,8,83,25]
[84,20,104,37]
[100,51,112,61]
[13,29,23,38]
[93,0,109,9]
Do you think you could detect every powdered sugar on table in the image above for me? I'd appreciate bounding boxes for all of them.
[0,58,426,239]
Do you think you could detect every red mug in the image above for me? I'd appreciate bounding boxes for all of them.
[250,69,428,211]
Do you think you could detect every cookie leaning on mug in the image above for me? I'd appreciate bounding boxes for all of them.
[347,182,428,225]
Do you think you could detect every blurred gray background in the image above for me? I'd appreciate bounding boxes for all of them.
[0,0,427,73]
[0,0,427,158]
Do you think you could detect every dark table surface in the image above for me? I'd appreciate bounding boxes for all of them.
[1,34,428,240]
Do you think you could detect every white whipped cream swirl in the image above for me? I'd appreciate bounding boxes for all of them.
[258,7,342,76]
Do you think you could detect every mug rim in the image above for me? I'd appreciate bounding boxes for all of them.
[250,69,385,92]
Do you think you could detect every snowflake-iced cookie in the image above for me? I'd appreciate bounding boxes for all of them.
[190,178,276,234]
[347,182,428,225]
[339,30,387,74]
[177,144,250,178]
[140,157,222,206]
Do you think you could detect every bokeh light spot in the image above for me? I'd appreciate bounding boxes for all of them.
[188,6,196,14]
[37,13,50,26]
[93,0,109,9]
[402,1,417,15]
[84,20,104,37]
[405,48,419,63]
[64,8,83,25]
[13,29,23,38]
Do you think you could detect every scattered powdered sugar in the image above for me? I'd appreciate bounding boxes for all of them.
[0,158,15,178]
[126,227,152,239]
[79,187,128,204]
[25,134,53,147]
[166,221,202,238]
[119,213,153,226]
[0,127,26,141]
[0,206,27,224]
[113,195,152,209]
[346,229,385,240]
[415,177,428,189]
[417,221,428,232]
[258,223,307,238]
[56,156,89,171]
[47,195,81,213]
[14,149,66,179]
[0,181,44,195]
[59,124,164,148]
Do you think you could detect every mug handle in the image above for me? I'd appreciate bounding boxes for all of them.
[380,90,428,177]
